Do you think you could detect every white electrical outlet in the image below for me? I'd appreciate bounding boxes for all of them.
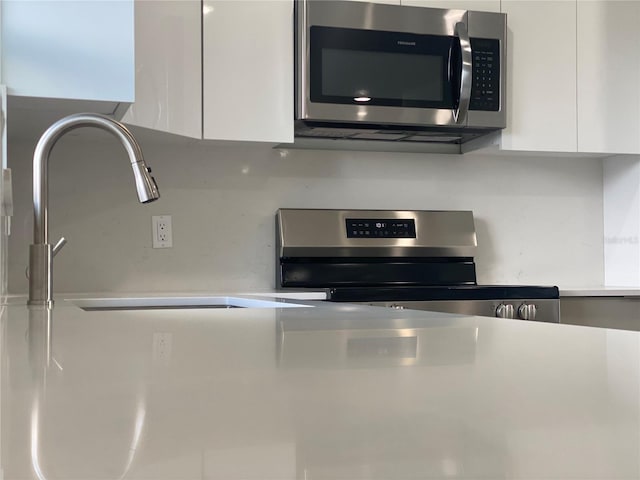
[152,215,173,248]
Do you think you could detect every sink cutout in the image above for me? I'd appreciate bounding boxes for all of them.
[69,296,312,311]
[82,304,244,312]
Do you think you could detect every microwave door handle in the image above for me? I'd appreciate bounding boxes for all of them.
[454,22,472,124]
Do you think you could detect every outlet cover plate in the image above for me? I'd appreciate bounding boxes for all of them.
[152,215,173,248]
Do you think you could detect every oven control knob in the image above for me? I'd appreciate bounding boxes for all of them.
[518,303,537,320]
[495,303,514,318]
[390,304,405,310]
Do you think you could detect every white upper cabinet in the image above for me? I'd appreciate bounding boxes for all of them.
[401,0,500,12]
[1,0,134,117]
[577,0,640,155]
[500,1,577,153]
[122,1,202,139]
[126,0,293,144]
[202,0,294,143]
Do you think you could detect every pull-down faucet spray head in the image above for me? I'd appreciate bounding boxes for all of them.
[131,161,160,204]
[28,113,160,307]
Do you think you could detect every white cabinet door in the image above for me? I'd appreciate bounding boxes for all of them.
[1,0,134,108]
[202,0,294,143]
[500,1,577,153]
[401,0,500,12]
[577,1,640,155]
[122,1,202,139]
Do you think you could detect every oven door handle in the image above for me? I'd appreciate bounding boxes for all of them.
[454,21,472,125]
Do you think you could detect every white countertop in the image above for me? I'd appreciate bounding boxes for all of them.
[1,295,639,479]
[560,286,640,297]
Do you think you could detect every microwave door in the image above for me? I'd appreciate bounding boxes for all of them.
[452,22,472,125]
[305,26,460,127]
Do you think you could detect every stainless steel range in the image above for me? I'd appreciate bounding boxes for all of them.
[276,209,560,322]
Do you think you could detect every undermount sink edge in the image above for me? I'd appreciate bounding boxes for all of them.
[67,296,313,311]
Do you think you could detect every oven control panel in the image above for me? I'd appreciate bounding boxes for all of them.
[346,218,416,238]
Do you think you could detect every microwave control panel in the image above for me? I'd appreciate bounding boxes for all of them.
[470,38,500,112]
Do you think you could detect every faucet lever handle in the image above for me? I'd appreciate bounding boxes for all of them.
[52,237,67,257]
[26,237,67,280]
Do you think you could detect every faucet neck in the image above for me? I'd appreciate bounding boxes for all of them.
[32,137,53,246]
[31,113,147,245]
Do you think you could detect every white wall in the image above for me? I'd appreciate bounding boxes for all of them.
[603,155,640,286]
[7,128,604,295]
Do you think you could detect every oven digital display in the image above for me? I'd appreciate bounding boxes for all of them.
[346,218,416,238]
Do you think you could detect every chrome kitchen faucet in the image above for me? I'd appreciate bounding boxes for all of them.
[28,113,160,307]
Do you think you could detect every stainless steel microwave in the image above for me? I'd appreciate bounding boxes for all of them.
[294,0,507,146]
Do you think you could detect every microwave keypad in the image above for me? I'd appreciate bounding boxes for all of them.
[470,38,500,112]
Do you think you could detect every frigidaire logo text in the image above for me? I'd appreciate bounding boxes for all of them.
[397,41,416,46]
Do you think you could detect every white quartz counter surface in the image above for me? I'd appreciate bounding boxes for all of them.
[560,286,640,297]
[1,295,639,479]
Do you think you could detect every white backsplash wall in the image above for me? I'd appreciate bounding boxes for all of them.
[7,129,604,294]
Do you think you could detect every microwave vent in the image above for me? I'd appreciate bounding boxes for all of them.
[296,127,367,138]
[350,132,408,141]
[404,134,463,143]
